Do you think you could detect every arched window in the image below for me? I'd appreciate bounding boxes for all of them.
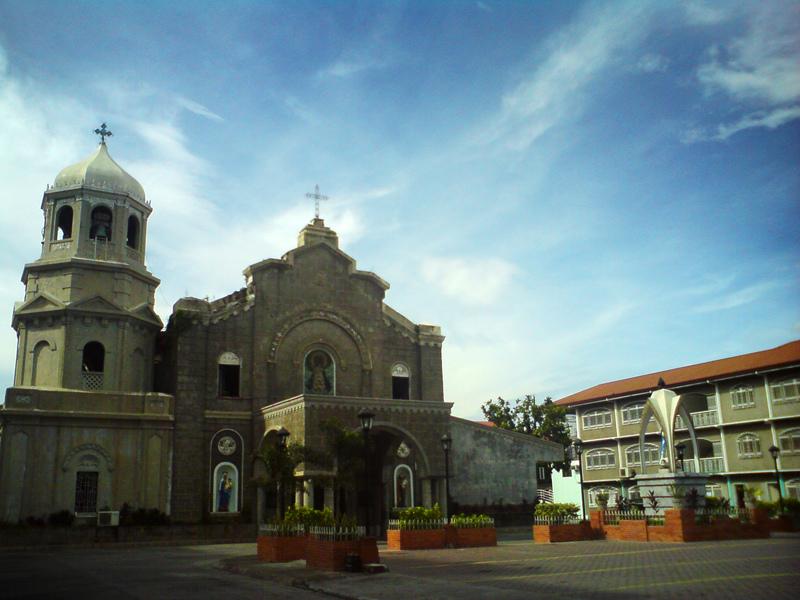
[82,341,105,390]
[126,215,140,249]
[304,349,335,395]
[621,402,644,424]
[736,433,761,458]
[625,443,659,466]
[585,448,616,470]
[391,363,410,400]
[31,340,56,387]
[218,352,241,397]
[770,378,800,404]
[730,385,755,409]
[55,206,73,240]
[588,486,618,507]
[89,206,113,240]
[582,409,612,430]
[787,479,800,501]
[778,429,800,454]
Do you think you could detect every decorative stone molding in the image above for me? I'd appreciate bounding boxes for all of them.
[61,443,114,472]
[268,309,373,370]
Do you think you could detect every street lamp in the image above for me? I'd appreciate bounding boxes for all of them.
[276,427,290,518]
[676,443,686,472]
[358,409,375,535]
[573,438,586,522]
[441,433,452,520]
[769,444,783,514]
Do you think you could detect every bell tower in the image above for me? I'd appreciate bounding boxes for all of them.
[12,125,162,392]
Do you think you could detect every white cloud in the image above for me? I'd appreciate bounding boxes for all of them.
[696,4,800,105]
[421,257,516,306]
[636,53,669,73]
[476,2,657,151]
[476,2,492,13]
[681,1,733,26]
[715,105,800,140]
[175,96,223,121]
[693,281,776,313]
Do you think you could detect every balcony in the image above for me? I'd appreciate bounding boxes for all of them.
[685,456,724,474]
[675,409,718,429]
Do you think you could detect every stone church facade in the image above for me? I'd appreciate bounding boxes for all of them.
[0,138,562,527]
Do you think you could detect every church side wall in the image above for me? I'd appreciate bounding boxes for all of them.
[448,419,563,507]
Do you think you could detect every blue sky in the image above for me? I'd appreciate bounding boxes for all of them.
[0,1,798,418]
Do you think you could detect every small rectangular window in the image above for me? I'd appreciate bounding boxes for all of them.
[218,364,240,397]
[392,376,409,400]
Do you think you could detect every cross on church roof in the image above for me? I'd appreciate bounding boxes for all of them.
[305,184,329,219]
[94,123,113,144]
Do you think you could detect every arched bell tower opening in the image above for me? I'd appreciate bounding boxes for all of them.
[89,206,113,241]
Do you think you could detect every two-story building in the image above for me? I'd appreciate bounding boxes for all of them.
[556,341,800,510]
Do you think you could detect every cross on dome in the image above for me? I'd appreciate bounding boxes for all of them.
[94,123,113,145]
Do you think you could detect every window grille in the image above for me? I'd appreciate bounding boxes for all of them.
[74,471,99,513]
[621,403,644,424]
[625,444,659,466]
[771,379,800,404]
[82,372,104,390]
[736,433,761,458]
[586,449,616,469]
[582,409,612,429]
[778,429,800,453]
[730,386,755,409]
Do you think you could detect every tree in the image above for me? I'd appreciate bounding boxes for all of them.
[319,418,366,517]
[481,394,571,448]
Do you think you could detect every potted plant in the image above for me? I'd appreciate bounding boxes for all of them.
[532,503,586,543]
[387,504,446,550]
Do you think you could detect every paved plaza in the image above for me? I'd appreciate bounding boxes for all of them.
[1,536,798,599]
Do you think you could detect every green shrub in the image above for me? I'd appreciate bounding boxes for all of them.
[283,506,335,530]
[705,496,730,510]
[449,513,493,527]
[47,510,75,527]
[533,503,580,519]
[397,503,443,523]
[783,498,800,515]
[119,503,170,526]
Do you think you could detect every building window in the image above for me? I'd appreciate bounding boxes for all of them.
[582,409,612,430]
[730,385,755,409]
[771,378,800,404]
[391,363,410,400]
[74,471,99,513]
[705,484,723,498]
[628,486,641,502]
[89,206,113,240]
[778,429,800,454]
[585,448,616,470]
[621,403,644,424]
[126,215,140,249]
[217,352,241,397]
[787,480,800,501]
[625,443,659,466]
[55,205,73,240]
[736,433,761,458]
[81,341,105,390]
[304,349,335,395]
[588,487,618,507]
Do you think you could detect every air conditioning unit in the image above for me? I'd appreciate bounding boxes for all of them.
[97,511,120,527]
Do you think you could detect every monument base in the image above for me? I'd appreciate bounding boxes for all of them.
[634,470,707,515]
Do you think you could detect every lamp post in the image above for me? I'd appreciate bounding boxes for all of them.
[276,427,290,519]
[573,439,586,522]
[358,409,375,536]
[769,444,783,514]
[676,443,686,472]
[441,433,452,520]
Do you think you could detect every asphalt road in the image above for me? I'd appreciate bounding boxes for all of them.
[0,543,320,600]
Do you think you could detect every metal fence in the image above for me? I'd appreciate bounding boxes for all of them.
[602,510,645,525]
[532,516,583,526]
[258,524,305,537]
[448,516,495,528]
[308,525,366,541]
[387,518,447,531]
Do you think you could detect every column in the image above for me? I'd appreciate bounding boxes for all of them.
[421,478,432,508]
[295,480,303,507]
[304,479,314,508]
[324,486,335,511]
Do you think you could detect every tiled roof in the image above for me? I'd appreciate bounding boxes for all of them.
[475,420,497,428]
[556,340,800,407]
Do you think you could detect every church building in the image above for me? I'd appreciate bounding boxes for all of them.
[0,132,562,528]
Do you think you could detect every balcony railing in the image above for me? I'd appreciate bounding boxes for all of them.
[82,371,104,390]
[685,456,724,474]
[675,409,718,429]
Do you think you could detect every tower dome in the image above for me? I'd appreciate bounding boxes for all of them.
[53,142,146,203]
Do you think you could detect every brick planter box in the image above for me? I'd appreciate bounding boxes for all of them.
[256,534,306,562]
[387,528,446,550]
[533,522,592,543]
[305,537,379,571]
[446,526,497,548]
